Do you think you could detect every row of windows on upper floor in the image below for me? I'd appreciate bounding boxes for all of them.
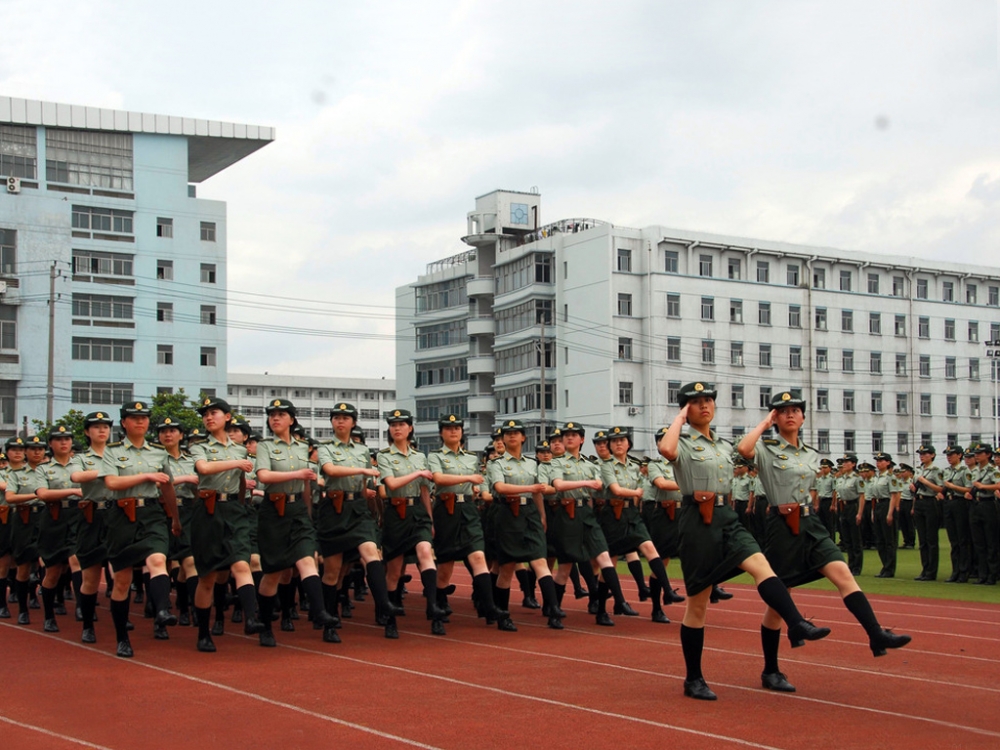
[70,381,217,406]
[226,388,394,402]
[69,207,216,241]
[71,337,218,367]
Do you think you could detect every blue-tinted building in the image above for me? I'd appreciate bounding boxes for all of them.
[0,96,273,435]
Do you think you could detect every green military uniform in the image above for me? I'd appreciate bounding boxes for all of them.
[377,441,433,562]
[896,467,916,549]
[644,456,681,559]
[868,455,903,577]
[485,449,547,564]
[37,455,83,566]
[912,447,944,579]
[0,463,12,561]
[969,446,999,584]
[254,435,317,573]
[835,460,865,575]
[598,452,652,556]
[315,433,378,556]
[6,461,45,566]
[427,443,485,562]
[548,451,607,563]
[815,464,837,541]
[69,444,115,571]
[941,447,973,581]
[189,432,251,573]
[750,473,768,543]
[165,445,197,564]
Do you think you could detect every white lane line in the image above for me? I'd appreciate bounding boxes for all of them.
[0,714,115,749]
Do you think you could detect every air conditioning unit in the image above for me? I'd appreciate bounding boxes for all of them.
[628,407,639,416]
[6,176,20,194]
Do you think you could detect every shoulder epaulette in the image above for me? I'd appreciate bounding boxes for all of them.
[319,439,333,446]
[293,436,308,444]
[150,442,165,449]
[801,443,816,452]
[762,438,780,446]
[107,441,123,448]
[378,447,391,454]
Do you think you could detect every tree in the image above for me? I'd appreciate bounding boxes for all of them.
[150,389,203,433]
[31,409,88,443]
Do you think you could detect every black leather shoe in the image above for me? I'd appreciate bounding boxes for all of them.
[54,603,67,616]
[914,574,929,581]
[543,602,566,619]
[0,606,9,619]
[787,620,831,648]
[289,606,300,620]
[116,639,133,658]
[587,599,599,615]
[383,601,404,617]
[709,585,733,604]
[870,629,911,656]
[384,620,399,639]
[43,618,60,633]
[322,625,341,643]
[637,583,652,602]
[957,575,969,583]
[29,597,39,610]
[547,616,564,630]
[155,609,178,628]
[614,601,639,617]
[81,627,96,644]
[280,617,295,632]
[761,671,796,692]
[651,610,670,624]
[595,612,614,627]
[231,608,243,624]
[211,619,224,636]
[153,623,169,640]
[425,601,448,621]
[944,574,959,583]
[573,587,588,599]
[197,635,216,653]
[243,616,265,636]
[75,606,83,622]
[17,612,29,625]
[259,630,277,647]
[683,677,717,700]
[664,587,686,604]
[133,588,144,604]
[179,611,191,626]
[126,620,134,632]
[311,611,340,630]
[497,617,518,632]
[431,619,446,636]
[522,595,541,609]
[143,600,154,619]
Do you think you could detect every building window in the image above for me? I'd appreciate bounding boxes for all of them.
[919,355,931,377]
[872,432,884,453]
[817,430,830,454]
[756,261,770,283]
[71,337,133,362]
[200,347,217,367]
[918,316,930,338]
[967,284,978,304]
[816,389,829,411]
[867,273,880,294]
[869,312,881,335]
[157,260,173,280]
[759,386,772,409]
[727,258,741,280]
[870,352,882,374]
[894,314,906,336]
[788,305,801,328]
[758,302,771,326]
[156,217,173,238]
[0,124,37,179]
[970,358,980,380]
[731,384,745,408]
[618,381,633,405]
[892,276,904,297]
[72,205,134,234]
[47,130,133,190]
[871,391,883,413]
[702,340,715,364]
[71,381,133,405]
[944,319,955,340]
[895,353,906,376]
[815,307,827,330]
[617,293,632,316]
[816,348,828,371]
[730,299,743,323]
[897,432,909,454]
[0,305,16,349]
[731,341,744,366]
[72,249,133,278]
[157,344,173,365]
[201,305,217,325]
[156,302,173,322]
[417,319,468,349]
[969,321,979,342]
[0,228,15,275]
[841,310,854,332]
[989,286,999,306]
[946,394,958,416]
[200,221,217,242]
[700,297,714,321]
[665,251,678,273]
[842,350,854,372]
[617,248,632,272]
[896,393,908,415]
[787,264,800,286]
[917,278,928,299]
[618,337,632,360]
[942,280,954,302]
[416,357,469,385]
[993,322,1000,341]
[417,277,469,311]
[158,387,173,395]
[72,293,133,321]
[790,346,802,369]
[843,390,855,412]
[666,293,680,318]
[920,393,932,416]
[200,263,217,284]
[666,337,681,362]
[667,381,681,404]
[844,430,856,453]
[945,357,956,379]
[698,254,713,277]
[839,269,852,292]
[759,344,772,367]
[813,267,826,289]
[971,396,981,417]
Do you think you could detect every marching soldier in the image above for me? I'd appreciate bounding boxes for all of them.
[157,418,200,628]
[6,436,49,625]
[644,429,687,618]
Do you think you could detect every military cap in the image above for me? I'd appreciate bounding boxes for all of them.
[835,457,845,465]
[608,425,632,439]
[898,463,914,473]
[547,427,563,441]
[438,414,464,429]
[874,452,893,463]
[329,402,357,420]
[196,396,232,415]
[561,422,585,438]
[25,435,46,448]
[859,462,874,471]
[0,452,5,461]
[916,444,936,455]
[266,398,297,417]
[819,458,835,468]
[48,425,74,440]
[247,432,263,443]
[500,419,526,434]
[84,411,114,428]
[974,443,993,454]
[350,425,366,444]
[592,429,610,443]
[291,423,308,439]
[385,408,413,424]
[227,415,252,435]
[120,401,151,419]
[841,454,858,464]
[677,381,717,407]
[944,445,964,456]
[769,389,806,413]
[492,426,504,439]
[536,441,552,453]
[4,436,25,450]
[155,416,184,433]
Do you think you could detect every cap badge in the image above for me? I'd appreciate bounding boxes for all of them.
[393,410,401,417]
[164,418,172,424]
[508,421,515,427]
[135,403,143,409]
[567,423,574,428]
[58,426,66,432]
[339,404,346,410]
[448,415,456,422]
[613,427,621,434]
[273,400,281,407]
[694,383,704,392]
[781,392,790,401]
[203,398,211,406]
[96,413,104,419]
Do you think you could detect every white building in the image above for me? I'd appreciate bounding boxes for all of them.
[397,189,1000,454]
[226,373,396,448]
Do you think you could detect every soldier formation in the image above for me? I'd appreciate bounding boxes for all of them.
[5,383,996,699]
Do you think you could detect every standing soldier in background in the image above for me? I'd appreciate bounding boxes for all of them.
[643,429,686,621]
[815,459,837,543]
[0,447,11,620]
[969,444,999,585]
[911,446,944,581]
[867,454,902,578]
[896,463,916,551]
[731,457,754,536]
[941,445,973,582]
[835,455,865,576]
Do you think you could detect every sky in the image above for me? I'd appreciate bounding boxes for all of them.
[1,0,997,378]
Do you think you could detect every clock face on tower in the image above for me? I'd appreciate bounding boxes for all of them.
[510,203,529,225]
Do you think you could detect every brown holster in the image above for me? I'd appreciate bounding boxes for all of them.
[199,489,217,515]
[327,490,345,514]
[17,505,30,524]
[81,501,94,524]
[610,497,626,521]
[390,496,407,520]
[693,491,716,525]
[660,500,676,521]
[118,497,137,523]
[0,505,8,524]
[47,501,60,522]
[780,503,801,535]
[269,493,287,517]
[439,492,456,515]
[561,498,575,520]
[505,496,520,517]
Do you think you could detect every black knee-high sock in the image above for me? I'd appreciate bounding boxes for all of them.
[650,577,664,615]
[236,584,257,619]
[526,568,537,596]
[71,570,83,605]
[761,625,781,673]
[41,585,56,619]
[646,556,669,590]
[680,624,705,681]
[278,582,295,617]
[196,607,212,640]
[16,579,29,615]
[301,576,328,620]
[141,570,151,600]
[597,581,609,613]
[627,559,646,591]
[579,563,598,595]
[176,579,189,613]
[103,563,113,595]
[756,576,804,628]
[600,566,627,606]
[213,582,228,620]
[0,577,7,607]
[515,567,530,594]
[148,574,172,613]
[537,574,559,611]
[843,591,882,638]
[258,593,276,632]
[185,576,199,609]
[110,598,130,642]
[252,570,264,590]
[569,564,583,592]
[554,582,566,607]
[58,569,71,602]
[472,573,500,616]
[419,568,439,611]
[365,561,393,612]
[80,592,97,629]
[322,582,340,618]
[494,585,511,612]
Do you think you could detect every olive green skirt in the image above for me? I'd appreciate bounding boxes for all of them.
[105,502,170,570]
[75,507,108,570]
[11,506,42,565]
[315,496,379,557]
[641,501,679,558]
[678,500,760,597]
[168,502,195,562]
[382,501,433,561]
[597,503,651,557]
[494,501,547,564]
[37,506,82,566]
[546,502,607,564]
[764,512,845,587]
[432,499,484,562]
[190,498,251,573]
[257,498,317,573]
[0,511,12,557]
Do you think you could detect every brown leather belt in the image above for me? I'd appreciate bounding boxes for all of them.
[503,496,529,517]
[438,492,468,515]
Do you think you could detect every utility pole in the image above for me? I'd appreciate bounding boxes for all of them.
[46,261,57,424]
[538,313,546,447]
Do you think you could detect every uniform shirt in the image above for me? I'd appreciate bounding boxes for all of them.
[550,453,601,502]
[485,453,539,498]
[815,473,835,498]
[427,446,482,496]
[868,469,902,501]
[942,464,973,495]
[898,477,914,501]
[99,441,172,499]
[536,458,559,487]
[752,475,765,499]
[254,437,310,495]
[647,458,683,502]
[753,438,817,507]
[6,464,46,505]
[165,452,197,501]
[600,457,642,495]
[591,457,612,500]
[670,430,734,497]
[40,459,82,497]
[836,472,863,502]
[189,435,247,494]
[69,449,115,502]
[377,444,430,498]
[914,464,944,498]
[972,463,1000,497]
[730,473,753,503]
[317,438,372,493]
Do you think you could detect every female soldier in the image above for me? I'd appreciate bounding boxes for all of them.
[188,397,263,652]
[99,402,181,657]
[659,382,829,701]
[428,413,508,628]
[485,419,565,630]
[643,428,687,619]
[254,398,338,646]
[0,447,11,620]
[158,418,200,628]
[68,412,115,643]
[738,390,911,692]
[377,409,446,637]
[4,436,44,625]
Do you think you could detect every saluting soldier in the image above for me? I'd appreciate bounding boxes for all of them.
[815,458,837,542]
[969,444,999,585]
[738,391,910,693]
[835,455,865,576]
[99,402,181,657]
[158,418,200,627]
[866,453,902,578]
[911,446,945,581]
[659,382,829,701]
[5,436,49,625]
[941,445,974,582]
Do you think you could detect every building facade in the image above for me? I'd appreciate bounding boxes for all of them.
[0,96,273,436]
[397,189,1000,454]
[227,373,396,449]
